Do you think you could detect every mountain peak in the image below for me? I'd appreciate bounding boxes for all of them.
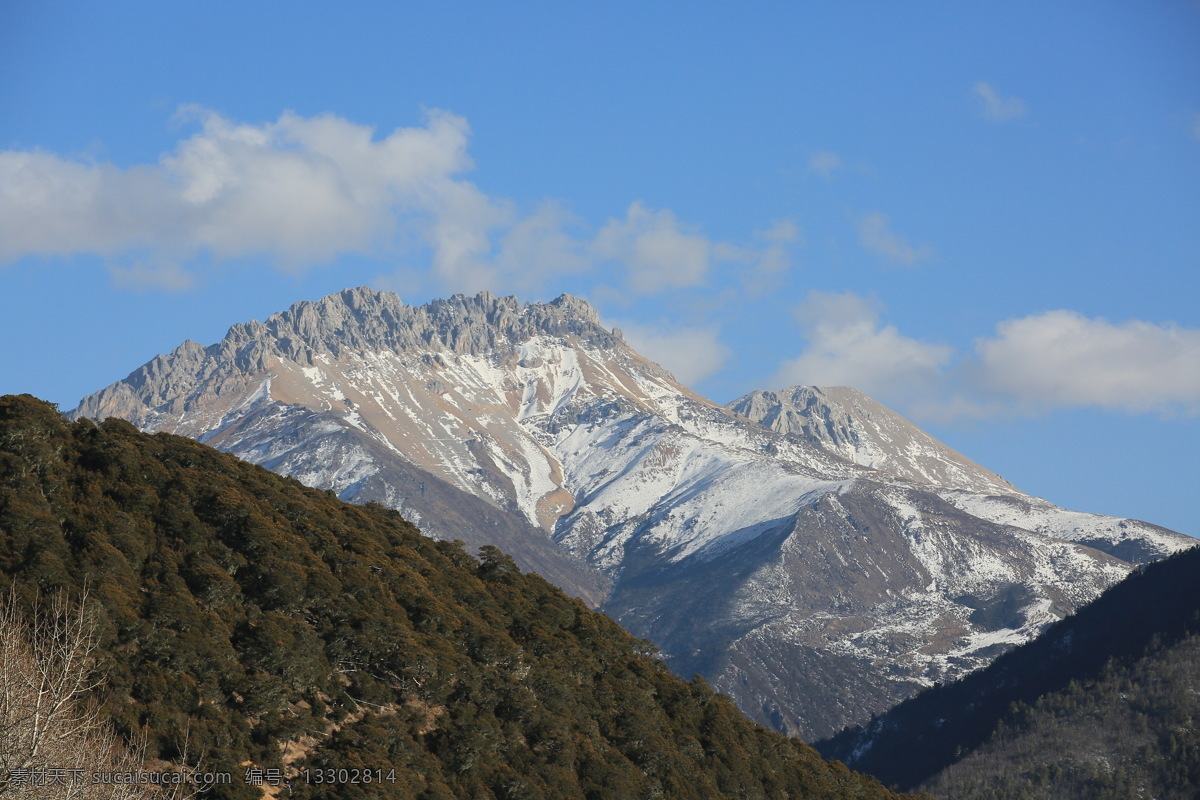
[233,287,619,359]
[548,291,601,322]
[728,384,1017,495]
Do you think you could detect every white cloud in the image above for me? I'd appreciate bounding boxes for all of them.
[108,260,196,292]
[0,107,510,287]
[857,212,932,265]
[610,319,731,386]
[972,310,1200,415]
[770,296,1200,420]
[757,219,799,267]
[764,218,798,241]
[1,107,802,300]
[972,81,1027,123]
[771,291,952,400]
[494,201,590,291]
[420,176,515,291]
[738,219,800,296]
[809,151,842,179]
[593,202,713,293]
[0,151,154,258]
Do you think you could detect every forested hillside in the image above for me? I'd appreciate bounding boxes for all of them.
[0,394,913,800]
[923,631,1200,799]
[817,539,1200,797]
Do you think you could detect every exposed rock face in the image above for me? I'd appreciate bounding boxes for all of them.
[72,287,1195,739]
[727,386,1014,495]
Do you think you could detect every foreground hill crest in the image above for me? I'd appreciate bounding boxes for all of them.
[1,393,913,800]
[71,286,1195,740]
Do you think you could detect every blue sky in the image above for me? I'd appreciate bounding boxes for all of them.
[2,1,1198,535]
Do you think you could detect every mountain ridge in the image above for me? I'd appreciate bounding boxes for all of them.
[77,288,635,423]
[726,385,1015,495]
[70,286,1196,740]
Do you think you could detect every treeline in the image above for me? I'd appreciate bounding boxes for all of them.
[0,394,915,800]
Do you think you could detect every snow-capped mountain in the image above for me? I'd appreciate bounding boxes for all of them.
[72,287,1195,739]
[727,386,1184,565]
[727,386,1014,495]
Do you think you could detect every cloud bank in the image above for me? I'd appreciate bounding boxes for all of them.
[10,107,1190,421]
[772,291,952,401]
[975,311,1200,415]
[0,108,490,283]
[594,202,713,293]
[612,319,732,386]
[774,292,1200,419]
[0,107,794,299]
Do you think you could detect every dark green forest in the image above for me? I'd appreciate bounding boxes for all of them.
[817,533,1200,798]
[923,631,1200,799]
[0,394,914,800]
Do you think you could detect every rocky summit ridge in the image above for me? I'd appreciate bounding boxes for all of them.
[78,288,632,424]
[72,286,1195,740]
[727,386,1015,495]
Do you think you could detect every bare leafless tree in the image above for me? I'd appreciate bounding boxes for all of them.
[0,588,198,800]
